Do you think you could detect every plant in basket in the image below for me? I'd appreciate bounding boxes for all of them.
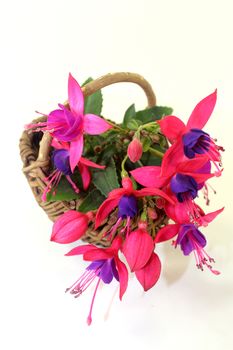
[21,72,224,325]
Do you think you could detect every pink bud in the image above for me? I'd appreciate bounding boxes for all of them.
[122,228,154,271]
[51,210,91,244]
[121,177,134,190]
[147,207,158,220]
[127,138,143,163]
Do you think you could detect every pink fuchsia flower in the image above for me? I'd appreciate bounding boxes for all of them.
[157,90,224,177]
[42,140,105,201]
[122,221,154,271]
[25,73,112,171]
[164,189,224,227]
[51,210,94,244]
[135,252,161,291]
[127,138,143,163]
[155,220,222,274]
[130,154,214,189]
[65,237,128,325]
[94,177,174,237]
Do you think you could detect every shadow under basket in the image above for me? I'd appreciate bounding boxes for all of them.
[19,72,168,247]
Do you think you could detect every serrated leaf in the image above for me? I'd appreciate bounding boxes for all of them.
[78,189,105,213]
[82,77,103,115]
[135,106,173,124]
[46,176,81,202]
[92,159,120,196]
[122,104,136,127]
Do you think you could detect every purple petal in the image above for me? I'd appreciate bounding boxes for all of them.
[118,195,138,218]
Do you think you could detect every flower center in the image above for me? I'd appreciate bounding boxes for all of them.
[182,128,211,159]
[170,174,198,203]
[118,195,138,219]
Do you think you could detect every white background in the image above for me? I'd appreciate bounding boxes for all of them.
[1,0,233,349]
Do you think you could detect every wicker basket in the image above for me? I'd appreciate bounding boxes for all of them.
[19,72,167,246]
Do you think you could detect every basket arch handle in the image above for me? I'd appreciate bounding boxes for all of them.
[36,72,156,164]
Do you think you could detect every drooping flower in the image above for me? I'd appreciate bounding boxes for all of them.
[51,210,94,244]
[127,138,143,163]
[42,140,105,201]
[158,90,224,177]
[130,156,214,189]
[25,73,112,171]
[155,222,221,274]
[94,177,174,238]
[65,237,128,325]
[122,221,154,271]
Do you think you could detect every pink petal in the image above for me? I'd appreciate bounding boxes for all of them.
[135,252,161,291]
[108,188,128,199]
[83,248,112,261]
[122,229,154,271]
[177,156,209,173]
[130,166,168,188]
[165,201,190,224]
[83,114,112,135]
[158,116,186,143]
[51,211,88,244]
[78,163,91,190]
[184,171,215,184]
[51,138,69,150]
[160,139,186,178]
[115,257,128,300]
[109,236,123,252]
[187,90,217,129]
[69,134,83,172]
[155,224,180,243]
[80,157,105,169]
[65,244,97,256]
[95,197,121,229]
[68,73,84,115]
[136,188,175,204]
[201,207,224,226]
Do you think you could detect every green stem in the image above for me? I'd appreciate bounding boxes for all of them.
[148,147,164,158]
[121,155,129,178]
[105,119,127,133]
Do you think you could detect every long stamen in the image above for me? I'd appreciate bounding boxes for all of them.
[87,278,101,326]
[66,175,80,193]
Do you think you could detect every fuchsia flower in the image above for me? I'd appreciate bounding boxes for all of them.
[155,222,220,274]
[42,139,105,201]
[65,237,128,325]
[122,221,161,290]
[158,90,224,177]
[25,73,112,171]
[95,177,174,236]
[122,221,154,271]
[51,210,94,244]
[127,138,143,163]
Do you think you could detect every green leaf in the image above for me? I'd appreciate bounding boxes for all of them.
[92,159,120,196]
[135,106,173,124]
[122,104,136,127]
[83,77,103,115]
[78,189,105,213]
[127,119,140,130]
[140,151,163,166]
[46,176,80,202]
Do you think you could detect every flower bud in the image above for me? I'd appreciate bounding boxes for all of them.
[127,138,143,163]
[51,210,92,244]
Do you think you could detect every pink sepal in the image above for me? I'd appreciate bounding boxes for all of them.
[84,114,112,135]
[187,90,217,130]
[135,252,161,291]
[155,224,180,243]
[158,116,186,143]
[68,73,84,115]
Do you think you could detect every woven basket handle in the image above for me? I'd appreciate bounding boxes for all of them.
[37,72,156,163]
